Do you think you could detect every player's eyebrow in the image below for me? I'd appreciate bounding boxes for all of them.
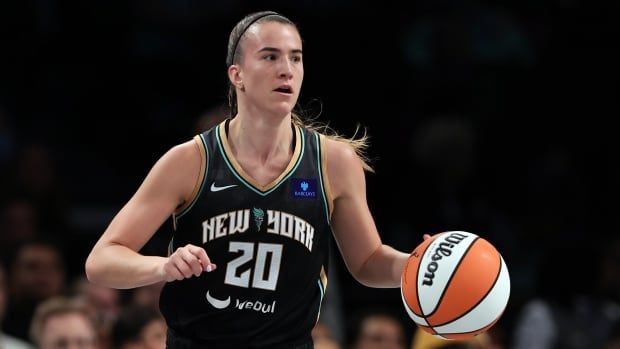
[258,47,303,55]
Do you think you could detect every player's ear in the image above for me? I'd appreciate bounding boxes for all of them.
[228,65,243,90]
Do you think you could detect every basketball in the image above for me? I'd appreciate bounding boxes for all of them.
[401,231,510,340]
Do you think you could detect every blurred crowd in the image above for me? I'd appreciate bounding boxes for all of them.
[2,1,619,348]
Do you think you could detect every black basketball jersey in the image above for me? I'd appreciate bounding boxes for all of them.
[159,120,333,348]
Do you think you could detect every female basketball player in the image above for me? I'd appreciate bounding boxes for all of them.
[86,11,413,348]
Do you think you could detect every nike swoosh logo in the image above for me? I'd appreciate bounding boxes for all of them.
[210,183,238,192]
[206,291,231,309]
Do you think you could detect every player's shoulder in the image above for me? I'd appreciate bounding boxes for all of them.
[154,137,203,175]
[146,137,204,198]
[319,135,365,200]
[321,135,361,170]
[167,137,202,160]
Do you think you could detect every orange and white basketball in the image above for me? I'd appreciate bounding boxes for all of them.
[401,231,510,340]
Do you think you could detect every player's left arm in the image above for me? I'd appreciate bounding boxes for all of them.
[325,138,410,288]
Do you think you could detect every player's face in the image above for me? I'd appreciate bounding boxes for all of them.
[237,22,303,116]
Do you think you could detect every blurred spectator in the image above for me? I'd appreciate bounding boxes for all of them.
[111,305,166,349]
[30,297,98,349]
[511,237,620,349]
[0,262,34,349]
[316,339,342,349]
[3,240,66,341]
[312,321,342,349]
[193,103,229,134]
[14,144,58,198]
[349,311,407,349]
[130,281,165,309]
[410,327,494,349]
[9,143,70,237]
[72,277,121,349]
[0,198,40,264]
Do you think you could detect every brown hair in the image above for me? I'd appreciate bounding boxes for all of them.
[226,11,373,172]
[30,297,97,345]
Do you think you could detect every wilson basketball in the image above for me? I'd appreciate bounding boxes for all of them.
[401,231,510,340]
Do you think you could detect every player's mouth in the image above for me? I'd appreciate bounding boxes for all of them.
[273,85,293,95]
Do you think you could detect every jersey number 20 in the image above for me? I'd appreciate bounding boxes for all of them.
[224,242,282,291]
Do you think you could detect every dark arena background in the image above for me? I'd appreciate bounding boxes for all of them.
[1,1,619,349]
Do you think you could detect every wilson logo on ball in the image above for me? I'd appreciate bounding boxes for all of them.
[422,232,468,286]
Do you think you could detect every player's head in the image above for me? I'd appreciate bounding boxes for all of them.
[226,11,303,118]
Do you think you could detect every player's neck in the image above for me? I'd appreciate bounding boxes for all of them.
[228,112,294,164]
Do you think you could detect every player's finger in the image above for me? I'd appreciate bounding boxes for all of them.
[179,248,203,276]
[206,263,217,272]
[163,262,182,282]
[186,244,215,273]
[173,253,194,278]
[423,234,431,240]
[173,265,187,281]
[164,261,185,281]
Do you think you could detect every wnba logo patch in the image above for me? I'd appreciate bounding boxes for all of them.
[291,178,317,199]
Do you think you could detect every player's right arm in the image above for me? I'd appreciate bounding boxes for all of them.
[85,139,215,289]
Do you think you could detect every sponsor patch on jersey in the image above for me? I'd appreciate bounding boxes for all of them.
[291,178,317,199]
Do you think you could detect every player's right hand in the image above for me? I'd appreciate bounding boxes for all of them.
[161,244,217,282]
